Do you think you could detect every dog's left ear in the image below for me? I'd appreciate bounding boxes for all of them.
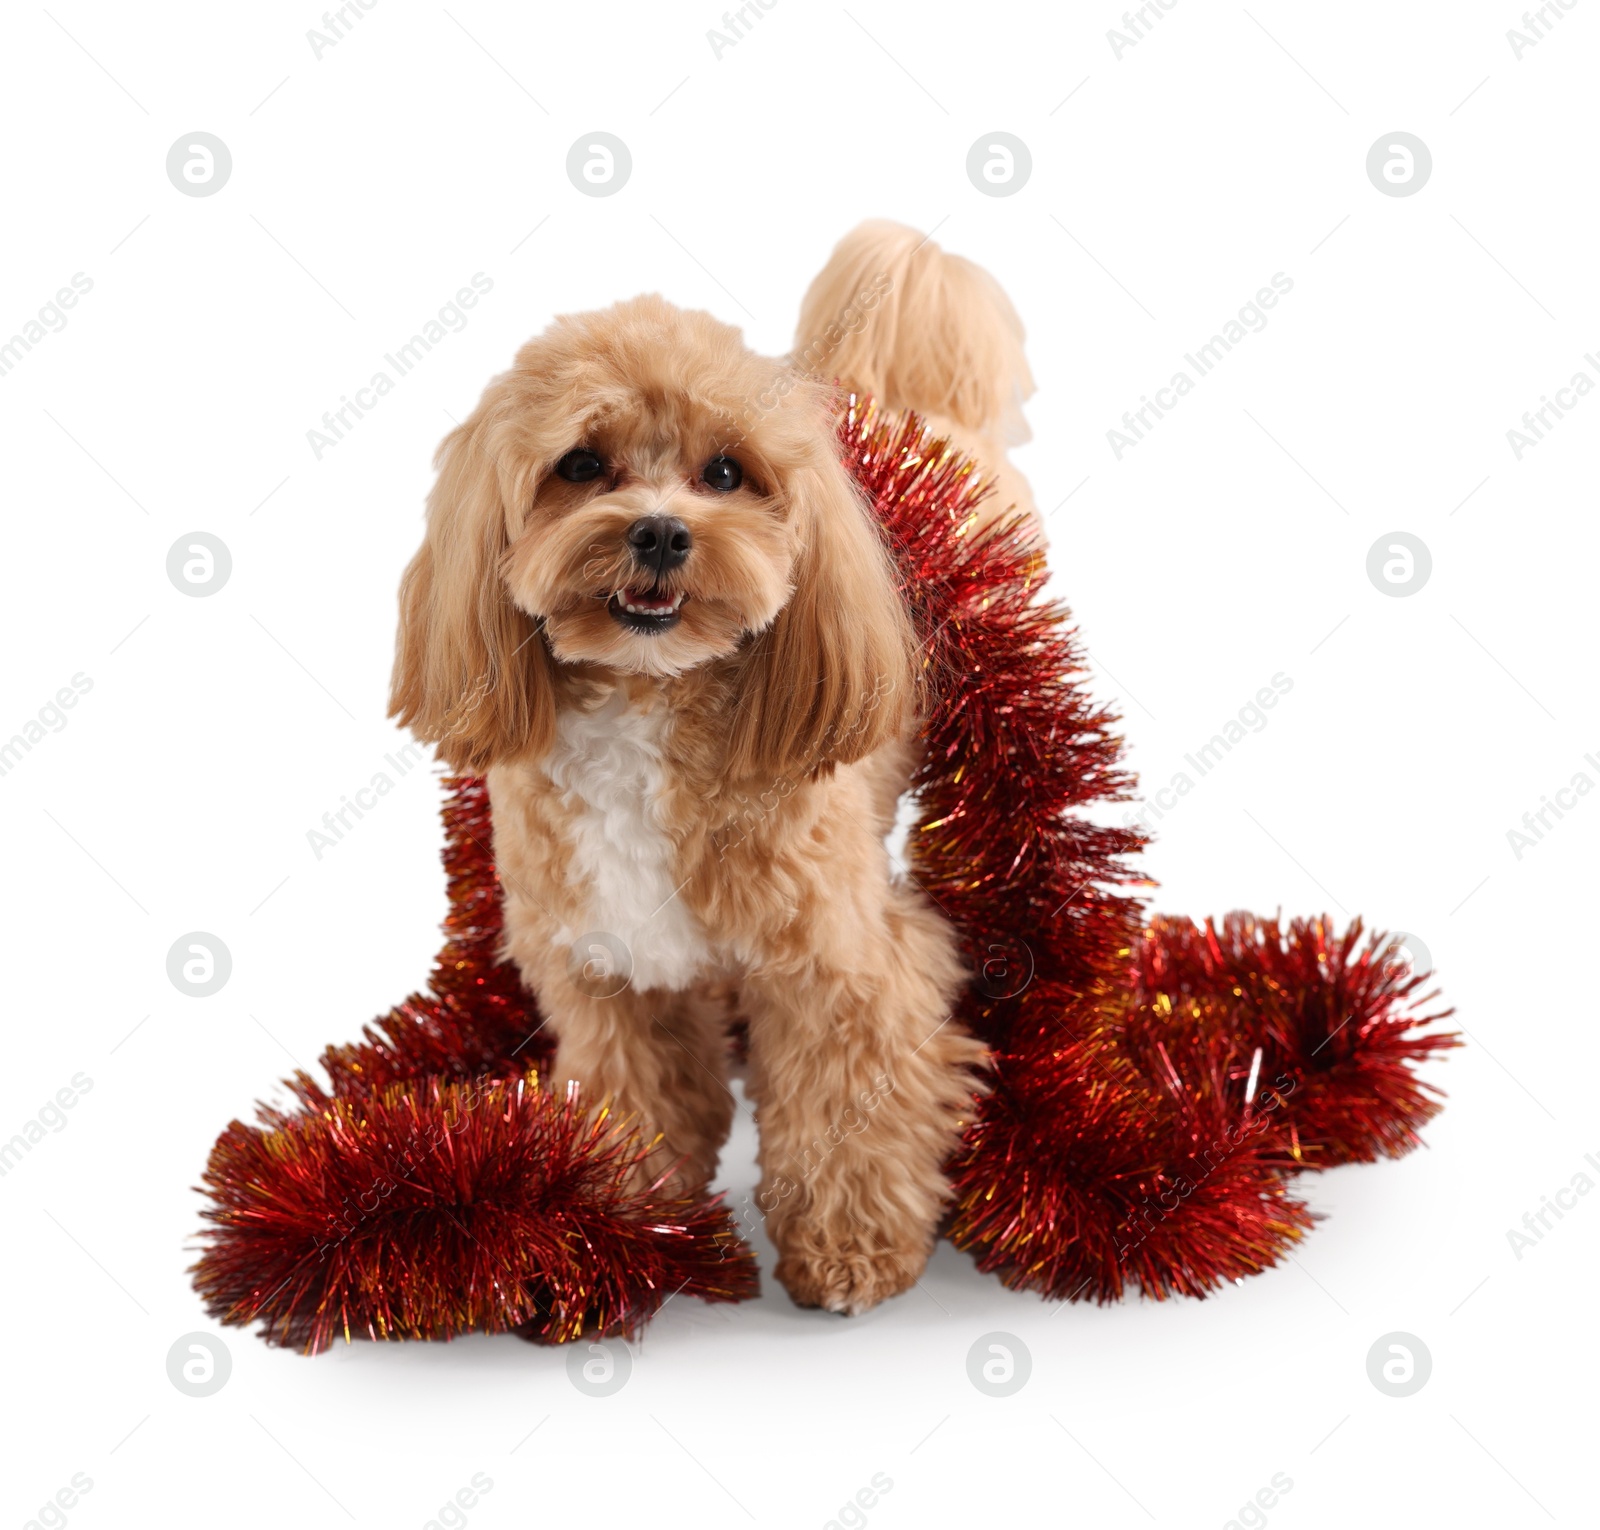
[726,445,916,782]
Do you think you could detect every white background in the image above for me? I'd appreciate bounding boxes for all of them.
[1,2,1594,1526]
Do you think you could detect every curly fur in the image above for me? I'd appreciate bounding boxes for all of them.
[390,223,1032,1313]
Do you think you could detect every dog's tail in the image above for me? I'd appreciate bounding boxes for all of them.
[793,220,1035,447]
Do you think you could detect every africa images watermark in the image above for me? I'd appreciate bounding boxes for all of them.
[309,1074,511,1258]
[823,1474,895,1530]
[712,674,899,860]
[1117,1066,1298,1259]
[1124,673,1294,836]
[422,1473,494,1530]
[1,273,94,380]
[20,1472,94,1530]
[0,1072,95,1179]
[0,673,94,780]
[728,1069,900,1241]
[1504,350,1600,459]
[1504,746,1600,859]
[737,268,894,435]
[1107,273,1294,459]
[1107,0,1183,60]
[1505,1145,1600,1259]
[306,0,381,60]
[693,264,894,467]
[1507,0,1584,60]
[1224,1473,1295,1530]
[305,739,428,860]
[706,0,780,58]
[306,272,494,460]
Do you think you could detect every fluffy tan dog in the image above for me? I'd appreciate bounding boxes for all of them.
[391,221,1036,1315]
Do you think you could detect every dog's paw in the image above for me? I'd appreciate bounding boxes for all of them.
[774,1241,927,1316]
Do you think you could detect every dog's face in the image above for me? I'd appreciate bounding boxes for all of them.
[391,295,914,777]
[503,315,796,677]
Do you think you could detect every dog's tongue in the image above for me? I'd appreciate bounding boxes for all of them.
[621,586,677,612]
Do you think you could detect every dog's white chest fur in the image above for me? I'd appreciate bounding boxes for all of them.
[542,687,712,992]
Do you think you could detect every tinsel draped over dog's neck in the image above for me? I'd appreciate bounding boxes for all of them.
[191,400,1455,1352]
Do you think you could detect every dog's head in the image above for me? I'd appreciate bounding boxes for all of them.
[390,295,914,778]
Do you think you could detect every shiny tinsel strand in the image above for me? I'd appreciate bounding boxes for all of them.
[190,399,1457,1343]
[837,400,1455,1300]
[193,1073,757,1353]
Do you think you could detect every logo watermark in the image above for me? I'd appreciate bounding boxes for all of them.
[307,274,494,459]
[1117,1064,1297,1260]
[1365,532,1431,597]
[306,742,427,860]
[307,0,381,60]
[1505,1147,1600,1258]
[1124,674,1294,835]
[1381,931,1433,983]
[707,0,780,59]
[166,1331,232,1396]
[21,1474,94,1529]
[1505,749,1599,859]
[822,1474,894,1530]
[0,273,93,379]
[1366,1331,1431,1397]
[1107,0,1183,60]
[1508,1,1584,60]
[422,1473,494,1530]
[966,1331,1031,1396]
[166,933,232,997]
[1366,133,1431,197]
[566,930,633,998]
[0,672,93,779]
[167,532,232,597]
[566,1340,632,1396]
[1108,274,1294,459]
[0,1072,94,1179]
[1505,353,1600,459]
[966,133,1032,196]
[166,133,232,197]
[1223,1473,1294,1530]
[727,1071,901,1242]
[566,134,631,197]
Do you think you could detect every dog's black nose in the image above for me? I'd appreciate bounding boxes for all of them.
[626,515,692,575]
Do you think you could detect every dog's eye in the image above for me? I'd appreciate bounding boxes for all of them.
[555,448,605,483]
[701,456,742,492]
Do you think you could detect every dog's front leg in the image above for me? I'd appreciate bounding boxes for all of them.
[743,884,983,1315]
[520,947,736,1196]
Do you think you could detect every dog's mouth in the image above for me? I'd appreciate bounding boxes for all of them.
[606,585,687,633]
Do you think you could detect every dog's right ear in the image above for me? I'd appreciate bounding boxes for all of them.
[389,413,558,773]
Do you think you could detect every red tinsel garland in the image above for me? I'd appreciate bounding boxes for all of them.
[191,401,1455,1349]
[197,1075,755,1350]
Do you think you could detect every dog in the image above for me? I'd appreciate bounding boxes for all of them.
[390,221,1038,1315]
